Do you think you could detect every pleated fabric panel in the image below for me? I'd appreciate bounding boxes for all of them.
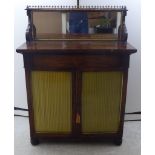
[82,72,123,133]
[31,71,72,133]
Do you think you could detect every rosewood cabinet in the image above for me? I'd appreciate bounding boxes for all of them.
[16,6,137,145]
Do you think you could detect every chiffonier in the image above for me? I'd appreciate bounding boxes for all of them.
[16,5,137,145]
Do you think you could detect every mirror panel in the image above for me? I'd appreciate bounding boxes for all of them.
[33,11,121,40]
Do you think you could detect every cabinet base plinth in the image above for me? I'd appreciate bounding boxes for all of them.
[30,135,123,146]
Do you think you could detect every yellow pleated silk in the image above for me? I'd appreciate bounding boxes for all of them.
[82,72,123,133]
[31,71,72,133]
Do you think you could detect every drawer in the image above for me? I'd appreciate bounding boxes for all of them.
[24,54,128,70]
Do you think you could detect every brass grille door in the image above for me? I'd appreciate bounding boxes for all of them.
[31,71,72,133]
[82,72,123,133]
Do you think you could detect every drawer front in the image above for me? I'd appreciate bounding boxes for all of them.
[27,54,126,70]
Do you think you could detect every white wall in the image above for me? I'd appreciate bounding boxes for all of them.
[14,0,141,113]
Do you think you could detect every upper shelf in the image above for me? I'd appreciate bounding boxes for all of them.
[25,5,128,42]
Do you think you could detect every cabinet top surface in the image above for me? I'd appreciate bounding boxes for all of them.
[16,41,137,55]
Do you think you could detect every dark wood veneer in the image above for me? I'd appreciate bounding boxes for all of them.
[17,41,136,54]
[29,55,126,70]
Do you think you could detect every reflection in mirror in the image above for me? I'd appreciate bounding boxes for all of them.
[33,11,121,40]
[67,12,118,34]
[33,12,62,37]
[88,12,117,34]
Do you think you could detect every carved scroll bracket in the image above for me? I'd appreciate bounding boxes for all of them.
[118,8,128,42]
[25,9,36,42]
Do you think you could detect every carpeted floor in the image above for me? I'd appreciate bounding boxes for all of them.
[14,117,140,155]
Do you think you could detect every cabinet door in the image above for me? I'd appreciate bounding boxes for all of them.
[31,71,72,133]
[82,72,123,134]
